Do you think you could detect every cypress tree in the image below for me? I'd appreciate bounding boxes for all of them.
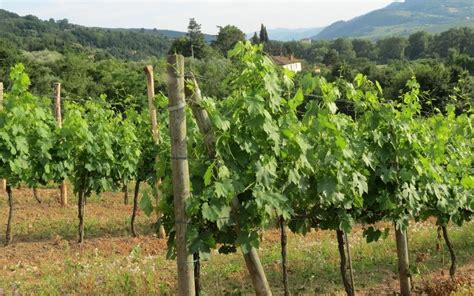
[259,24,269,43]
[251,32,259,44]
[263,26,269,42]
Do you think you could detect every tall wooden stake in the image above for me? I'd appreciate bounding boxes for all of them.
[167,54,195,296]
[54,83,68,206]
[395,226,411,296]
[0,82,6,191]
[144,65,166,239]
[185,72,272,296]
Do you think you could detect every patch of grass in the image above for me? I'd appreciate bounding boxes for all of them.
[1,188,473,295]
[5,198,155,243]
[452,284,474,296]
[200,221,474,295]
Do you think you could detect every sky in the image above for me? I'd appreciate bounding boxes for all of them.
[0,0,397,34]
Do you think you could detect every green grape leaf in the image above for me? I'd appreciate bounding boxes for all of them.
[139,189,154,217]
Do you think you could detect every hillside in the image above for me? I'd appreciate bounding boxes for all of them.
[314,0,474,40]
[0,9,174,60]
[111,28,216,43]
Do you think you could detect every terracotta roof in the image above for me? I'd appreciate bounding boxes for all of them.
[271,55,303,65]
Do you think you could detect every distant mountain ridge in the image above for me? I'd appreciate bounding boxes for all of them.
[110,28,216,42]
[314,0,474,40]
[247,27,325,41]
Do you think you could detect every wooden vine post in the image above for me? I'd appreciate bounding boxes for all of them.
[0,82,5,191]
[395,226,411,296]
[167,54,195,296]
[54,82,68,206]
[144,65,166,239]
[184,72,272,296]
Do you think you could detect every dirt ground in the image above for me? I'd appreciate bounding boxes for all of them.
[0,186,473,295]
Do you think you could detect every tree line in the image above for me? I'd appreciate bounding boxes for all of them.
[0,14,472,118]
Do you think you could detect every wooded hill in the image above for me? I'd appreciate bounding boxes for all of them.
[110,28,216,43]
[314,0,474,40]
[0,9,172,60]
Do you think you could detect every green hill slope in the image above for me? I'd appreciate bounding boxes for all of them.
[111,28,216,43]
[314,0,474,40]
[0,9,172,60]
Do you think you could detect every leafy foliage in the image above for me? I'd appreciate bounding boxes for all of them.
[213,25,246,56]
[0,64,62,187]
[157,42,472,261]
[420,105,473,226]
[0,39,471,290]
[62,99,115,196]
